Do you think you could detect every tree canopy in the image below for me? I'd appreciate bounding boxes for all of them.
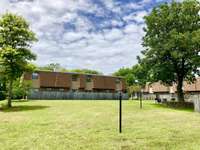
[70,69,102,75]
[37,63,66,72]
[0,13,37,107]
[113,64,148,87]
[140,0,200,101]
[37,63,102,75]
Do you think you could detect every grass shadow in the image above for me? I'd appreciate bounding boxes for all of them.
[150,103,194,112]
[0,105,50,112]
[12,99,30,102]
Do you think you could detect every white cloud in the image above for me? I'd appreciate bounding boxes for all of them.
[0,0,152,74]
[123,11,148,23]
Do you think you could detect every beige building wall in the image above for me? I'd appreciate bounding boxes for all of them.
[24,71,127,92]
[32,79,40,88]
[71,78,80,90]
[85,81,94,91]
[116,82,122,91]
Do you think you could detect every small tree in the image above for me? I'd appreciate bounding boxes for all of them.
[141,0,200,102]
[12,78,32,100]
[0,74,6,100]
[0,13,37,107]
[38,63,65,72]
[128,85,141,100]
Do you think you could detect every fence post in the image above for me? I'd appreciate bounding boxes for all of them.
[119,92,122,133]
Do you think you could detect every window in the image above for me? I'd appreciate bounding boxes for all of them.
[32,73,38,80]
[72,74,78,81]
[86,75,92,82]
[116,78,121,84]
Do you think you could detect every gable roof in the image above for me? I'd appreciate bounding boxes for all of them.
[143,78,200,93]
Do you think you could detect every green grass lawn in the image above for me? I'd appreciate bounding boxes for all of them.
[0,100,200,150]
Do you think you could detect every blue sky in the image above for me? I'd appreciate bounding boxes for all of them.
[0,0,171,74]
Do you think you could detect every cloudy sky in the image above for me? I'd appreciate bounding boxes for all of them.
[0,0,171,74]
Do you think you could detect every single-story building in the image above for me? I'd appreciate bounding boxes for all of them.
[23,71,128,100]
[142,78,200,102]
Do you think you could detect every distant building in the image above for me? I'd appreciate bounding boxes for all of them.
[142,78,200,102]
[23,71,128,100]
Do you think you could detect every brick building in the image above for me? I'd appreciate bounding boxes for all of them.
[142,78,200,102]
[24,71,128,100]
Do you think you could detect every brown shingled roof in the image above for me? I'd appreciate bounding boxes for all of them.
[183,78,200,92]
[143,78,200,93]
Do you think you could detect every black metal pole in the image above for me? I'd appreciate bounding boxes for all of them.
[140,91,142,109]
[119,92,122,133]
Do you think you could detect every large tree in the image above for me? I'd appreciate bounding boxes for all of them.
[0,13,37,107]
[114,64,148,86]
[141,0,200,102]
[114,67,135,86]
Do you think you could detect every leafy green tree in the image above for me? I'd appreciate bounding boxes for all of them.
[0,13,37,107]
[12,78,32,99]
[113,67,134,86]
[0,74,6,100]
[38,63,67,72]
[128,85,141,100]
[37,63,102,75]
[131,64,148,87]
[114,64,148,86]
[71,69,102,75]
[140,0,200,102]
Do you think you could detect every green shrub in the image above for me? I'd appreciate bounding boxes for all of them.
[0,91,6,100]
[12,79,32,99]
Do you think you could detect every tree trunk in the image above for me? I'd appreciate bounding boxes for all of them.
[177,77,184,102]
[7,80,13,108]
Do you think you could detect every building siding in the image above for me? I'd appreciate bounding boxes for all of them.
[39,72,71,88]
[24,71,127,100]
[143,78,200,93]
[142,78,200,103]
[79,74,86,89]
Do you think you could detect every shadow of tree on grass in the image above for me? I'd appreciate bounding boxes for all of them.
[12,100,30,103]
[0,105,50,112]
[150,103,194,112]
